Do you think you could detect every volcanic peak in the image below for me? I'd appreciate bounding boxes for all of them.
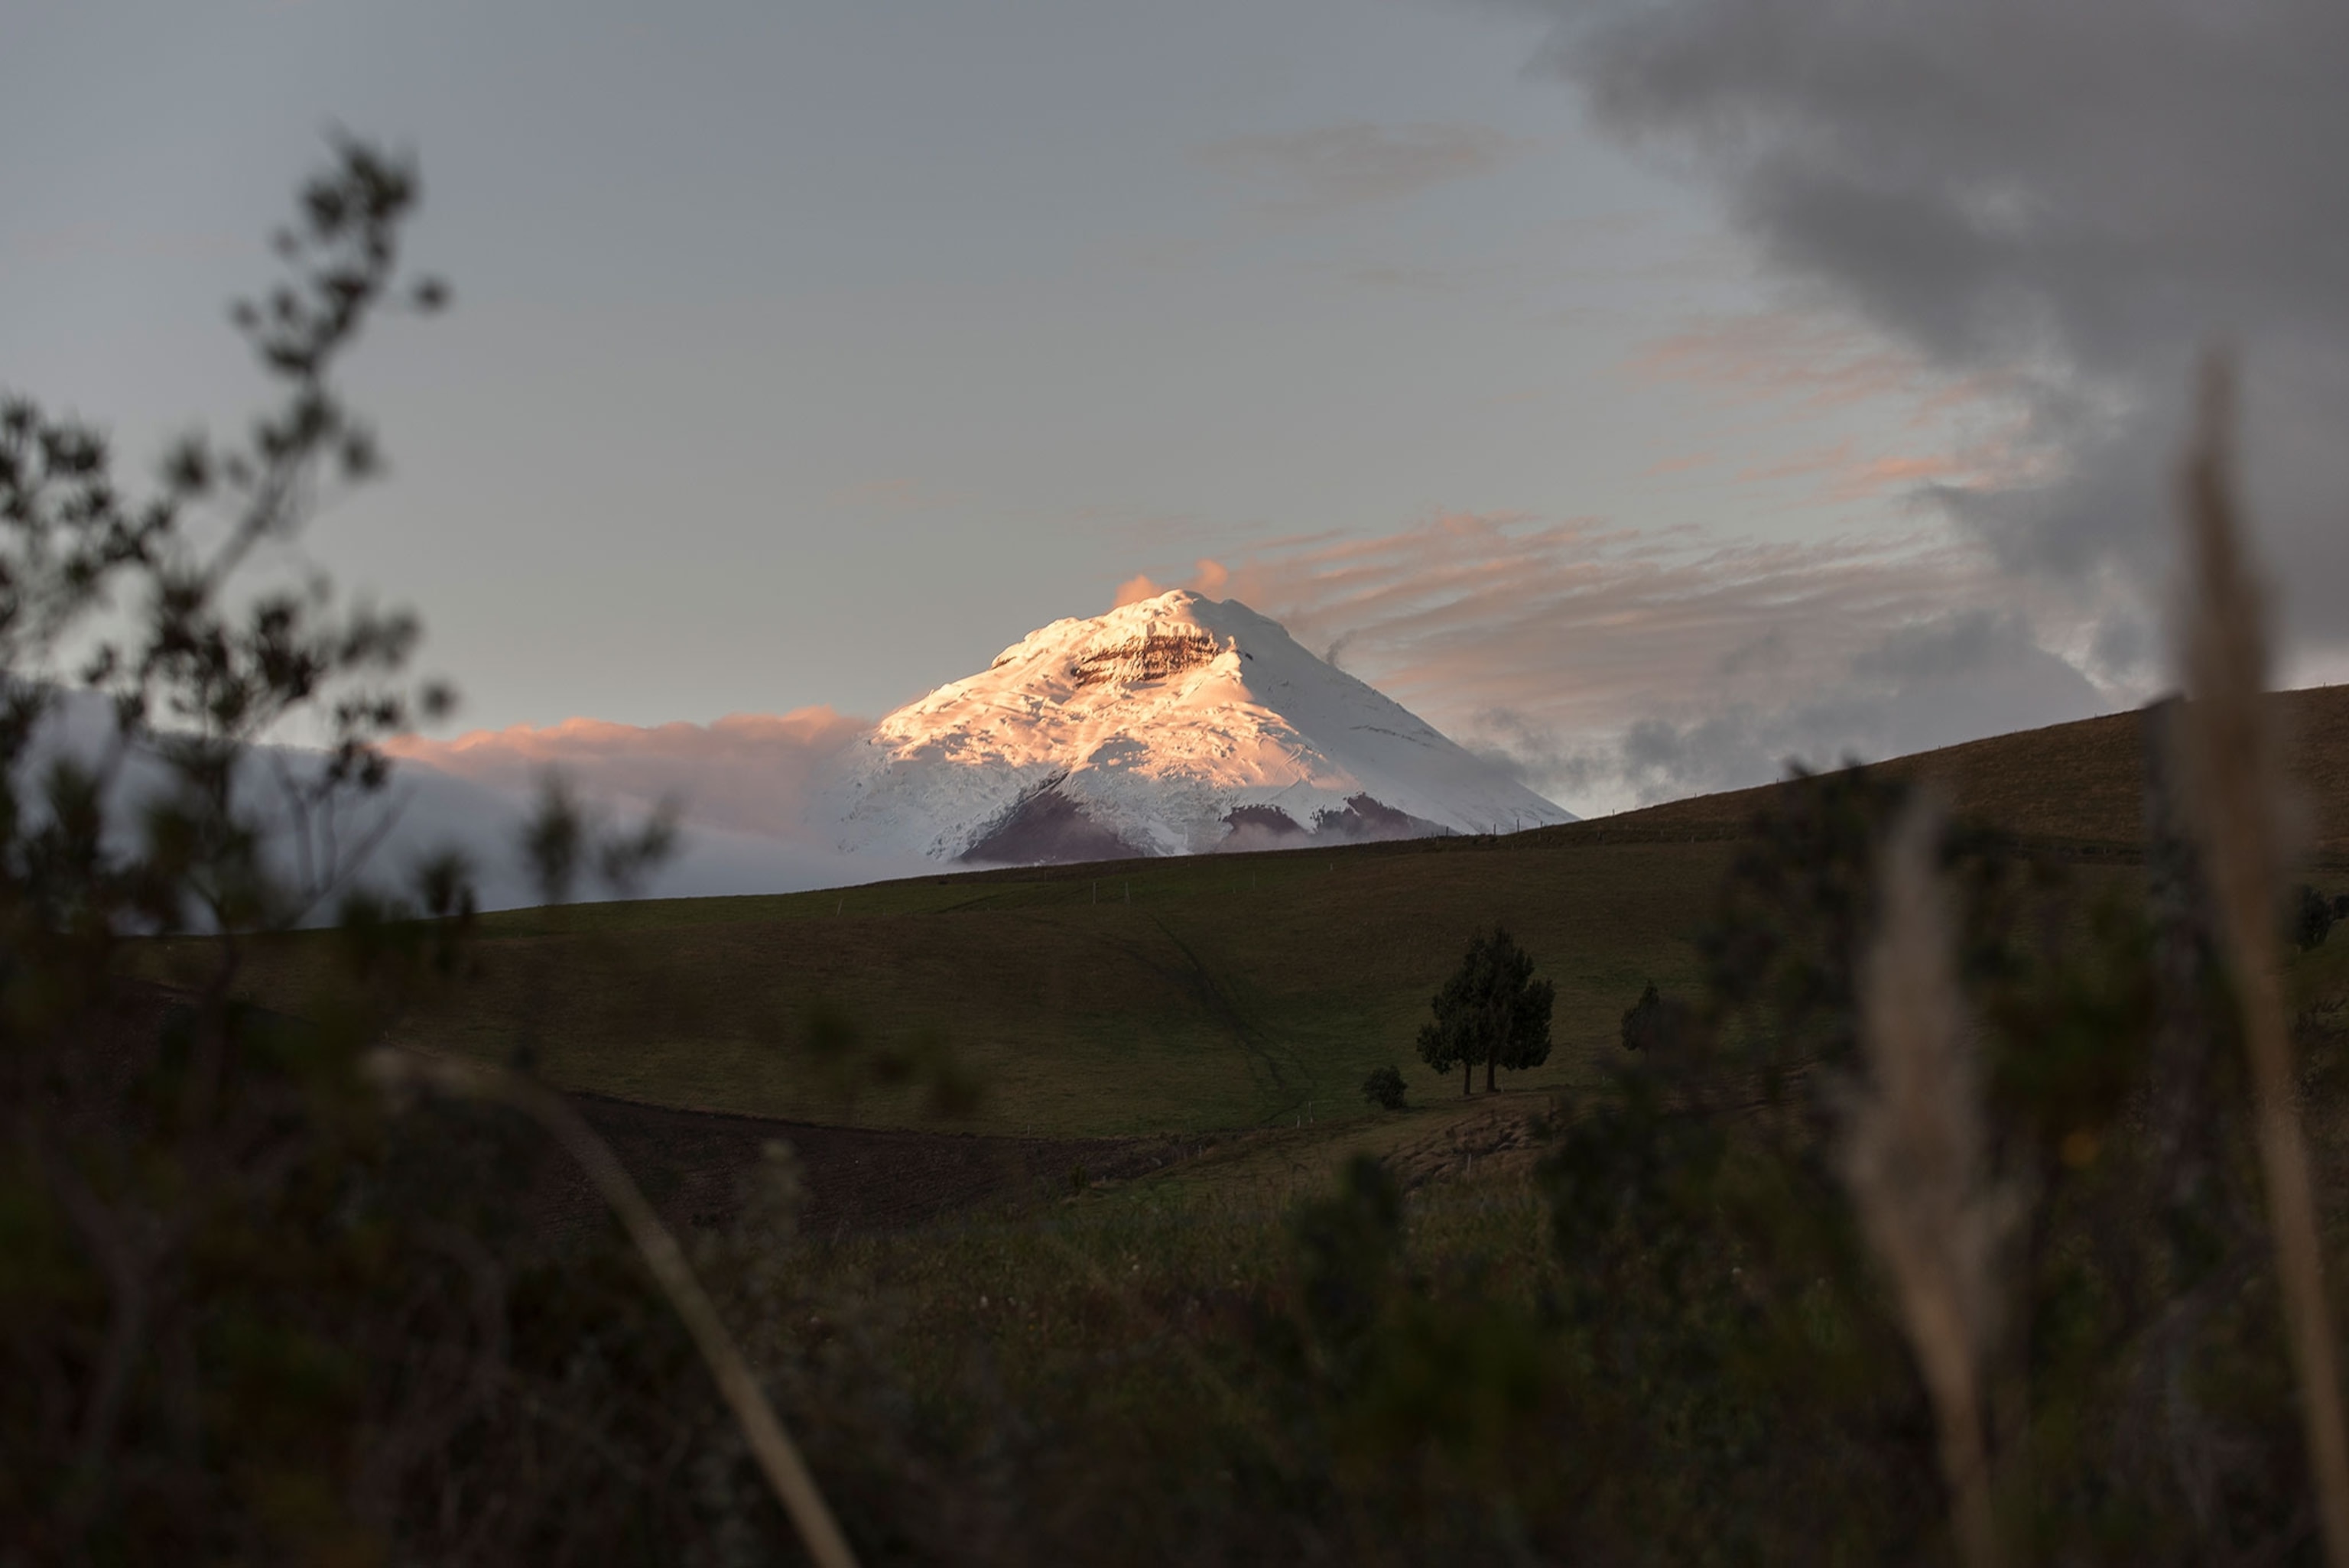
[829,589,1572,863]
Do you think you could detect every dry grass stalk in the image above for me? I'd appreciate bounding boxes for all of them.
[2173,353,2349,1564]
[362,1048,861,1568]
[1847,795,2007,1568]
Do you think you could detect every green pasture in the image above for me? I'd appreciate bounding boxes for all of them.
[158,689,2349,1141]
[163,835,1733,1137]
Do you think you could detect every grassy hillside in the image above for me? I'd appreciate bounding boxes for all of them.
[187,837,1730,1136]
[164,687,2349,1138]
[1559,683,2349,853]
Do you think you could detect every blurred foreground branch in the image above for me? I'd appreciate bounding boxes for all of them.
[362,1048,859,1568]
[2175,352,2349,1565]
[1847,795,2010,1568]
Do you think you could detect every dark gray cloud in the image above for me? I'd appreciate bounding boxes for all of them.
[1535,0,2349,657]
[1599,611,2107,803]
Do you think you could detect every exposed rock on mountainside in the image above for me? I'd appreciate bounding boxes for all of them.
[828,589,1574,863]
[1068,630,1222,687]
[963,780,1148,864]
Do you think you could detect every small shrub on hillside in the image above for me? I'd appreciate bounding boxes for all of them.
[1617,980,1691,1053]
[1361,1064,1407,1110]
[2292,881,2334,950]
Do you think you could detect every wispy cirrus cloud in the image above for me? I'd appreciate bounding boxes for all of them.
[1194,122,1528,214]
[1631,310,1959,414]
[1132,508,2106,810]
[1734,440,1987,504]
[1630,308,2047,507]
[1165,511,1975,729]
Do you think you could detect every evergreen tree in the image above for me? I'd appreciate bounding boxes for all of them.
[1619,981,1692,1054]
[1415,926,1554,1093]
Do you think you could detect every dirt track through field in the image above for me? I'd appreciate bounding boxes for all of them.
[545,1094,1188,1241]
[544,1090,1562,1242]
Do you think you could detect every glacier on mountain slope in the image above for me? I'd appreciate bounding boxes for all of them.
[827,590,1574,862]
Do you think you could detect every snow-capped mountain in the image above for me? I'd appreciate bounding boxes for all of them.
[827,590,1574,863]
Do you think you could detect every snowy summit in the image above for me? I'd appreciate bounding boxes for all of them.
[827,590,1574,863]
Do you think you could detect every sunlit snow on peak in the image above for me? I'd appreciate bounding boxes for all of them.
[827,593,1575,864]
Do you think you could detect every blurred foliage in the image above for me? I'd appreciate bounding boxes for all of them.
[0,141,814,1564]
[1527,765,2325,1563]
[2295,881,2337,952]
[7,138,2346,1568]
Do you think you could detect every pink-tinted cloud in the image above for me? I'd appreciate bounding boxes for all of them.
[1113,559,1233,609]
[1630,310,1943,412]
[1187,558,1232,599]
[1733,440,1978,502]
[1630,310,2050,491]
[387,707,870,842]
[1828,453,1973,503]
[1642,449,1717,477]
[1112,573,1166,608]
[1147,505,2110,810]
[1145,508,2027,758]
[1194,122,1529,214]
[1737,439,1860,485]
[1621,307,2038,509]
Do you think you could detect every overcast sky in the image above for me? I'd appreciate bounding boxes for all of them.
[6,0,2343,820]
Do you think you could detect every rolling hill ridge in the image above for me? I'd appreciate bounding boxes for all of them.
[827,589,1574,864]
[183,687,2349,1147]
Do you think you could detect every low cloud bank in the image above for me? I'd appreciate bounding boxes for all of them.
[387,708,869,842]
[1592,612,2107,804]
[19,694,915,914]
[363,762,924,911]
[379,706,917,905]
